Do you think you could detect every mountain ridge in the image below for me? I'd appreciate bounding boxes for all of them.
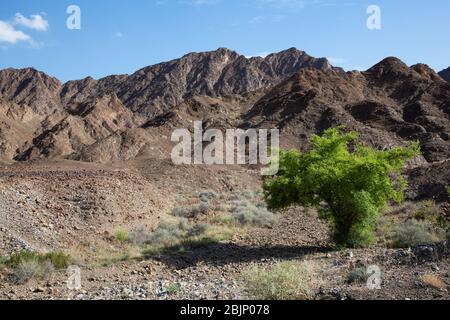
[0,48,449,182]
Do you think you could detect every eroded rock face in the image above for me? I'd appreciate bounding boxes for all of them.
[244,57,450,164]
[0,48,448,186]
[0,48,340,162]
[438,67,450,83]
[59,47,340,117]
[0,68,62,115]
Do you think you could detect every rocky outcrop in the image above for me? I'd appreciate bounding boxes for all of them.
[438,67,450,83]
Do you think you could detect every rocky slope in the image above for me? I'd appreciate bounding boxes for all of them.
[439,67,450,83]
[59,47,339,118]
[0,51,449,188]
[245,58,450,161]
[0,48,340,162]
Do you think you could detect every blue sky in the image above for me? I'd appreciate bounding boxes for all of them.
[0,0,449,82]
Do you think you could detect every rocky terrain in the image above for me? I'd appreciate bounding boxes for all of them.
[0,48,449,300]
[439,67,450,84]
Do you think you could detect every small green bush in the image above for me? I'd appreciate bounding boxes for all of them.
[128,226,152,246]
[187,223,209,238]
[389,219,446,248]
[6,250,40,268]
[165,282,181,295]
[347,267,369,284]
[44,251,72,269]
[230,200,276,228]
[412,200,446,229]
[115,228,129,244]
[0,255,8,270]
[242,261,318,300]
[171,203,209,218]
[148,220,187,247]
[6,250,72,269]
[13,259,54,284]
[6,250,72,284]
[198,191,217,202]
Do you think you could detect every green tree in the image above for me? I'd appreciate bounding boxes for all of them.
[263,128,420,248]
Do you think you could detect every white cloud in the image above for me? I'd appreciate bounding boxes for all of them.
[0,20,31,44]
[14,13,49,31]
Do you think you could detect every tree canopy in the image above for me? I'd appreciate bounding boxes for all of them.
[263,128,420,247]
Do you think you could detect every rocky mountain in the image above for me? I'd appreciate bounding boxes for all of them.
[439,67,450,83]
[0,49,449,199]
[59,47,340,118]
[0,68,62,116]
[245,58,450,163]
[0,48,339,161]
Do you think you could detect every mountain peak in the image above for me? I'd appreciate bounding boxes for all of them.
[366,56,411,79]
[438,66,450,83]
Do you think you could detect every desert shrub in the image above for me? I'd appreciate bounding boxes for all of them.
[147,218,212,247]
[412,200,446,229]
[242,261,318,300]
[115,228,129,244]
[347,267,369,284]
[0,255,8,270]
[6,250,40,268]
[171,203,209,218]
[6,250,71,284]
[389,219,446,248]
[13,259,54,284]
[229,199,276,227]
[421,274,446,289]
[229,190,260,202]
[148,220,188,247]
[263,127,420,248]
[142,218,231,258]
[43,251,72,269]
[7,250,72,269]
[128,226,152,246]
[165,282,181,295]
[198,191,217,202]
[187,223,210,238]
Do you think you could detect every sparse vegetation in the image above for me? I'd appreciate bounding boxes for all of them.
[148,219,190,248]
[115,228,129,244]
[127,226,152,246]
[43,251,73,269]
[13,259,54,284]
[411,200,447,229]
[198,191,217,203]
[388,219,446,248]
[6,250,72,269]
[5,250,72,283]
[139,217,232,257]
[171,203,209,218]
[230,199,276,228]
[421,274,446,289]
[242,261,319,300]
[0,255,8,270]
[347,267,369,284]
[165,282,181,295]
[263,127,420,248]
